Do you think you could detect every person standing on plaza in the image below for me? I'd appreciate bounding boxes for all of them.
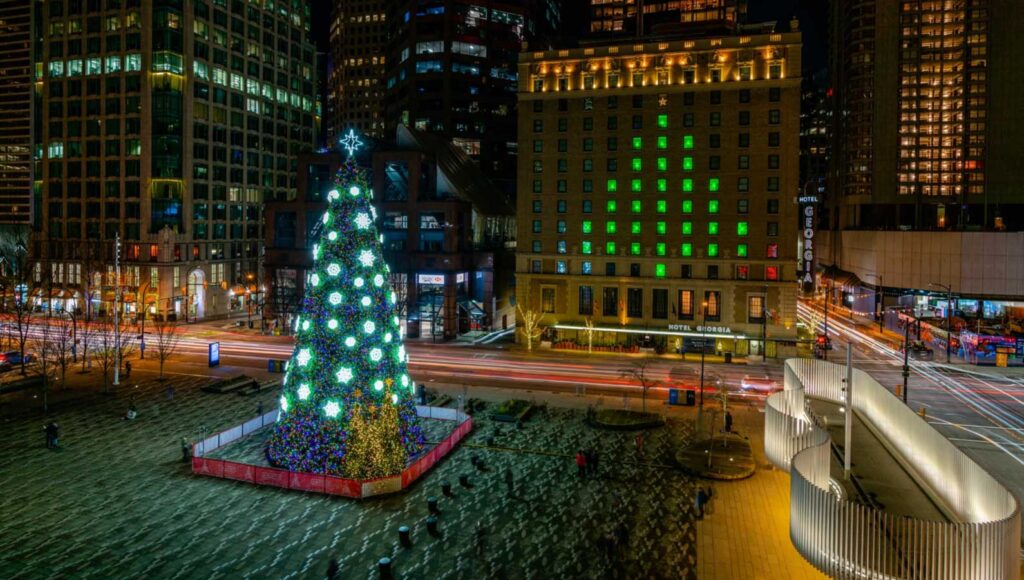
[724,411,733,433]
[325,557,340,579]
[575,450,587,478]
[695,487,707,519]
[504,467,514,496]
[634,433,645,458]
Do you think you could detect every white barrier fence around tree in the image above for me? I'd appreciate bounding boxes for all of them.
[766,358,1020,579]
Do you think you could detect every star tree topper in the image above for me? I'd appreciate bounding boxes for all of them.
[339,129,363,158]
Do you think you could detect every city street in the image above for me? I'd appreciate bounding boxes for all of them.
[799,299,1024,546]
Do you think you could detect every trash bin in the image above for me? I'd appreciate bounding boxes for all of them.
[724,352,733,364]
[685,390,696,406]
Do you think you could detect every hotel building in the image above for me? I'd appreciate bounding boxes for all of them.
[515,31,801,356]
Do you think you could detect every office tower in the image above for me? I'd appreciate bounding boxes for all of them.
[0,0,36,226]
[35,0,316,320]
[588,0,746,39]
[326,0,388,142]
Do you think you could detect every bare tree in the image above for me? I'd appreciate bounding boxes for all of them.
[583,317,596,354]
[47,314,75,391]
[95,315,137,392]
[620,357,660,413]
[516,303,545,353]
[78,316,96,373]
[152,318,182,380]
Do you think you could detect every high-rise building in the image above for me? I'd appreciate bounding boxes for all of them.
[326,0,388,142]
[0,0,36,226]
[516,31,802,357]
[383,0,561,189]
[588,0,746,39]
[34,0,316,320]
[822,0,1024,313]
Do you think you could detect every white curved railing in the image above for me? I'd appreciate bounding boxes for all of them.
[766,358,1021,579]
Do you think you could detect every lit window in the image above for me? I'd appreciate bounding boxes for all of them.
[607,200,617,213]
[630,243,641,256]
[709,178,719,192]
[656,243,666,256]
[657,136,667,149]
[631,158,642,171]
[607,179,618,192]
[656,200,667,213]
[606,242,617,255]
[655,263,667,277]
[766,266,779,280]
[767,243,779,258]
[737,222,748,236]
[557,260,567,274]
[631,221,641,235]
[632,137,642,150]
[631,179,642,192]
[708,200,719,214]
[737,244,748,257]
[681,243,693,257]
[682,179,693,192]
[582,220,593,234]
[657,114,668,128]
[708,222,719,235]
[656,221,667,235]
[682,221,693,235]
[657,179,667,192]
[631,200,641,213]
[683,157,693,171]
[683,135,694,149]
[606,221,617,234]
[582,241,592,254]
[582,261,592,274]
[657,158,667,172]
[682,200,693,214]
[708,243,719,257]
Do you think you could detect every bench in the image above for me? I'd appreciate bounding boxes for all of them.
[236,379,281,397]
[0,374,45,395]
[201,375,258,394]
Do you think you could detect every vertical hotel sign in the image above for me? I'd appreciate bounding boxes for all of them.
[798,196,817,290]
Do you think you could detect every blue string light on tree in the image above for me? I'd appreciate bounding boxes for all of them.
[266,130,425,478]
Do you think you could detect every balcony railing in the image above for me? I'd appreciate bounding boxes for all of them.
[766,358,1020,579]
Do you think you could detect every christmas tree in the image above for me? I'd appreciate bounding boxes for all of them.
[267,135,424,478]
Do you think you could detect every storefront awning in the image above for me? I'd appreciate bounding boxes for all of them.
[818,264,863,290]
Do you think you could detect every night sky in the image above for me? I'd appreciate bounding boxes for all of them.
[308,0,827,73]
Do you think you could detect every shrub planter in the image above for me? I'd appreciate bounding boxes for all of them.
[589,409,665,431]
[491,399,534,423]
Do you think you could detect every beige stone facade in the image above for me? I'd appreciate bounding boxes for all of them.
[515,33,801,354]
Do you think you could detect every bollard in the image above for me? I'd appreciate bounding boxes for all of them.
[459,474,472,488]
[378,557,393,579]
[398,525,412,548]
[426,515,440,537]
[427,496,439,514]
[441,482,453,497]
[918,406,926,419]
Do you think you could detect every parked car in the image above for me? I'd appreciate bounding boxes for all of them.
[900,341,934,361]
[0,351,35,366]
[740,374,779,393]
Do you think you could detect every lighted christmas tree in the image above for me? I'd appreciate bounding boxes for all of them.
[267,132,425,478]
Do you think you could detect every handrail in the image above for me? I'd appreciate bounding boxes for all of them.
[766,358,1021,579]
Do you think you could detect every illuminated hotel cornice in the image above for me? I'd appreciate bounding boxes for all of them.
[520,32,801,95]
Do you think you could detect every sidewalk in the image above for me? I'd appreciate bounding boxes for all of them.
[695,405,825,580]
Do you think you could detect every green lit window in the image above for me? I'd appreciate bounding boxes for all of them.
[708,243,719,257]
[631,158,642,171]
[657,179,667,192]
[607,200,617,213]
[632,136,642,150]
[631,200,642,213]
[582,241,592,254]
[631,179,642,192]
[582,220,593,234]
[681,243,693,257]
[683,135,694,149]
[656,200,667,213]
[657,114,668,128]
[709,178,719,192]
[631,221,641,234]
[656,243,666,256]
[682,221,693,235]
[737,244,748,257]
[682,200,693,214]
[657,135,667,149]
[655,222,665,235]
[708,222,719,235]
[655,263,667,278]
[657,157,667,171]
[606,221,617,234]
[607,179,618,192]
[682,157,693,171]
[606,242,617,255]
[708,199,719,213]
[737,222,748,236]
[682,179,693,192]
[630,242,641,256]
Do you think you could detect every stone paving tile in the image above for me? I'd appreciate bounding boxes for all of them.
[0,378,703,579]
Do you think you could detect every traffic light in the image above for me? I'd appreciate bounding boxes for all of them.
[815,334,832,350]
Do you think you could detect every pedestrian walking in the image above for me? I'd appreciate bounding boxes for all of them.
[474,521,487,556]
[124,360,132,378]
[325,557,340,579]
[44,422,55,449]
[504,467,514,496]
[165,384,175,400]
[695,487,707,519]
[634,433,645,458]
[575,450,587,478]
[180,437,192,463]
[724,411,733,433]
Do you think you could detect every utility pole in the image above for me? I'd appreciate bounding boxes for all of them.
[698,301,708,423]
[823,280,832,361]
[843,344,853,479]
[113,233,121,387]
[902,317,910,404]
[761,285,768,360]
[877,275,884,333]
[930,282,953,364]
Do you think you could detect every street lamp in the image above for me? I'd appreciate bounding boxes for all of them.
[929,282,953,363]
[699,301,708,415]
[822,279,834,361]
